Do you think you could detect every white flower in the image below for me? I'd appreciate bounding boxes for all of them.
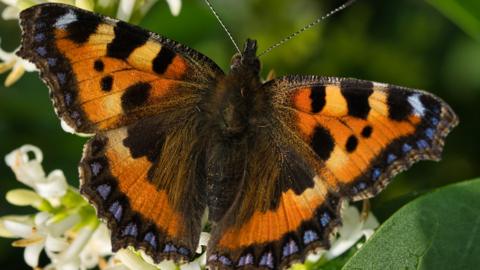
[304,203,379,264]
[78,224,112,269]
[0,43,37,87]
[5,144,68,203]
[325,204,379,259]
[2,212,69,267]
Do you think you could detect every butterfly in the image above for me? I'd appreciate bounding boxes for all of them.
[17,3,458,269]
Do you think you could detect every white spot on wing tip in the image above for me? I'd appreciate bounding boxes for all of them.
[54,10,78,29]
[408,94,426,117]
[61,119,76,134]
[60,120,90,137]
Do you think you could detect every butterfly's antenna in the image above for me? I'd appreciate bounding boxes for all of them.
[258,0,357,57]
[203,0,242,55]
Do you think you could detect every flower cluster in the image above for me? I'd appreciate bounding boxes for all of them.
[0,0,182,87]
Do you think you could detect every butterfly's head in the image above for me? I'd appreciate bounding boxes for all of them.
[230,39,261,76]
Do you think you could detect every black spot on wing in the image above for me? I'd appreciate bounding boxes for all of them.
[387,88,412,121]
[101,76,113,92]
[345,135,358,152]
[311,126,335,160]
[361,125,373,138]
[107,21,149,60]
[121,82,151,111]
[309,86,326,113]
[340,80,373,119]
[65,11,101,44]
[153,47,176,74]
[94,59,104,72]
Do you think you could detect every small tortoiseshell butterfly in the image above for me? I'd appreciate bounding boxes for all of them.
[17,3,458,269]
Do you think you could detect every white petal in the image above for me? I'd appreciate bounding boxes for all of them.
[47,214,80,238]
[6,189,43,207]
[325,231,362,259]
[24,242,44,267]
[339,206,362,235]
[363,211,380,231]
[59,227,95,262]
[5,63,25,86]
[80,247,99,269]
[139,249,155,265]
[1,6,19,20]
[196,232,210,253]
[18,56,37,72]
[157,259,177,270]
[5,145,46,188]
[57,258,81,270]
[116,249,158,270]
[86,224,112,256]
[180,261,201,270]
[3,218,34,238]
[306,250,326,262]
[324,204,380,260]
[36,169,68,198]
[197,249,207,267]
[45,235,69,253]
[103,265,130,270]
[35,211,52,227]
[79,225,112,268]
[166,0,181,16]
[116,0,135,21]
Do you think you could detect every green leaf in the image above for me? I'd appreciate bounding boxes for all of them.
[427,0,480,41]
[343,178,480,269]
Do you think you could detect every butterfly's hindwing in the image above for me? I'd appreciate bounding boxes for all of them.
[80,116,207,262]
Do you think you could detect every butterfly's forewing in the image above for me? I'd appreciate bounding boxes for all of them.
[18,3,223,262]
[207,76,458,269]
[273,76,458,200]
[18,3,223,134]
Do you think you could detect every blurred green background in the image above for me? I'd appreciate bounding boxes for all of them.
[0,0,479,268]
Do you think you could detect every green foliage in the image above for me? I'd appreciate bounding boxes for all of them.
[427,0,480,41]
[343,179,480,269]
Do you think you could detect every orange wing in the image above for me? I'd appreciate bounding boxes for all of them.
[17,3,222,263]
[207,123,343,269]
[17,3,223,134]
[272,76,458,200]
[206,76,458,269]
[80,116,207,262]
